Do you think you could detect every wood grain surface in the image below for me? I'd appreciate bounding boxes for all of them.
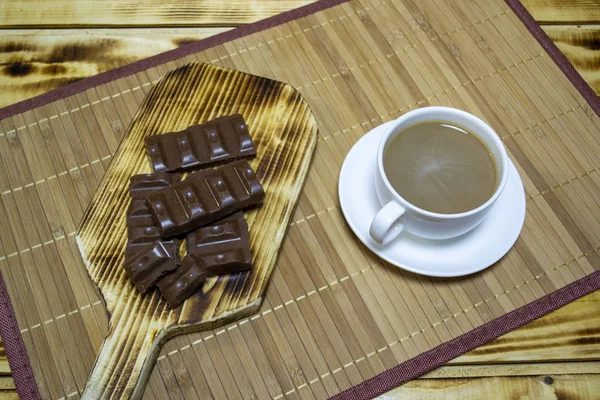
[0,0,599,399]
[0,1,315,27]
[1,8,600,108]
[0,28,230,107]
[382,374,600,399]
[521,0,600,23]
[544,25,600,95]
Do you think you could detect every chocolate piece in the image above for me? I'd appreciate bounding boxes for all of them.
[130,173,180,191]
[124,173,180,278]
[146,160,265,238]
[123,241,179,293]
[157,255,207,308]
[145,114,256,173]
[155,213,251,307]
[187,212,252,275]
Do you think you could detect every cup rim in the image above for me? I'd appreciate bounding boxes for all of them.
[377,106,509,220]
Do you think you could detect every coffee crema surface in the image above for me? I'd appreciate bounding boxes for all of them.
[383,121,497,214]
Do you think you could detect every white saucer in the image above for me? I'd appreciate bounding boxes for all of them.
[338,122,526,277]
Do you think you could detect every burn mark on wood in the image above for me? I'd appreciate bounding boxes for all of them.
[2,59,72,80]
[172,38,199,47]
[46,40,121,63]
[572,335,600,346]
[42,64,68,74]
[3,60,35,76]
[252,78,279,104]
[552,33,600,51]
[467,341,560,356]
[576,36,600,51]
[0,41,40,53]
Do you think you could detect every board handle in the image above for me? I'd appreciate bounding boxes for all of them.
[81,295,166,400]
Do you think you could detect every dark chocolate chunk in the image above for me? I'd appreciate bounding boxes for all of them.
[123,241,179,293]
[124,173,181,281]
[154,213,251,307]
[146,160,265,238]
[130,173,180,192]
[125,241,179,265]
[145,114,256,173]
[186,212,252,275]
[157,255,207,308]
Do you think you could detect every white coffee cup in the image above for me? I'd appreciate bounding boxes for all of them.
[369,107,509,244]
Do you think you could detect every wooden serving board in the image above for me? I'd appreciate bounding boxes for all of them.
[76,62,318,399]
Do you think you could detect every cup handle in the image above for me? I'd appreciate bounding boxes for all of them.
[370,201,406,244]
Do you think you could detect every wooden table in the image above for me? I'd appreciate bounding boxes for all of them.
[0,1,599,398]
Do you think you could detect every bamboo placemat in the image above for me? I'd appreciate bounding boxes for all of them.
[1,0,600,399]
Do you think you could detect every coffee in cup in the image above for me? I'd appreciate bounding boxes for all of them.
[382,121,497,215]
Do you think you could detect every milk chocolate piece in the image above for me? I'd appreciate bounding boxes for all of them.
[124,241,179,293]
[146,160,265,238]
[187,212,252,275]
[145,114,256,173]
[124,173,180,276]
[157,255,207,308]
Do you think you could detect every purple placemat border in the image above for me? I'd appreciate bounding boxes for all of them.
[0,0,599,399]
[332,270,600,399]
[0,276,41,400]
[504,0,600,117]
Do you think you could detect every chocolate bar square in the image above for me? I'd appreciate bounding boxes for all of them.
[145,114,256,172]
[146,160,264,238]
[186,212,252,275]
